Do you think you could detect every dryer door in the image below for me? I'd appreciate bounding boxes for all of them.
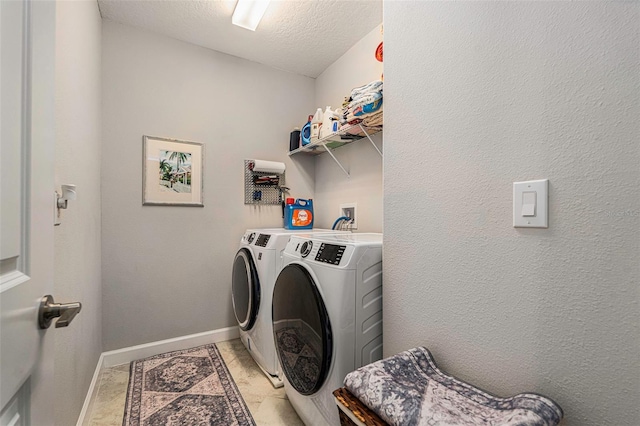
[232,248,260,331]
[272,264,332,396]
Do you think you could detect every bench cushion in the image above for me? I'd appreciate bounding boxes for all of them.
[344,347,563,426]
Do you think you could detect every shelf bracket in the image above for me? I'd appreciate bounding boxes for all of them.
[323,143,350,178]
[359,124,382,157]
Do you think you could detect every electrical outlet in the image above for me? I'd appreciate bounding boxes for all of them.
[339,203,357,230]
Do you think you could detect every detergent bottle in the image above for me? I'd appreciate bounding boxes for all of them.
[284,198,314,230]
[301,115,312,146]
[320,106,335,138]
[310,108,323,142]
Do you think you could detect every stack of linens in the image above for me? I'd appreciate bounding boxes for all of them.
[339,80,383,129]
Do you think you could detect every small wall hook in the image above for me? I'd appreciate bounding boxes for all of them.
[56,184,77,209]
[55,184,77,225]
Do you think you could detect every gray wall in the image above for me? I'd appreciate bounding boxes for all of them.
[313,25,383,232]
[54,0,103,424]
[384,2,639,425]
[101,21,315,350]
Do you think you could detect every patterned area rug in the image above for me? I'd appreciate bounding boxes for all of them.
[123,344,255,426]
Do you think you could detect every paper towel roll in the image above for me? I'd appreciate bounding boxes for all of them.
[249,160,286,174]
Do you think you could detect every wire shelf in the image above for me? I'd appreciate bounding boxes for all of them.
[288,123,382,177]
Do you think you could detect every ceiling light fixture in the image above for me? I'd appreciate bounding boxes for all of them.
[232,0,271,31]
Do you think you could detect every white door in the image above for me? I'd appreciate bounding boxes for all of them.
[1,0,57,424]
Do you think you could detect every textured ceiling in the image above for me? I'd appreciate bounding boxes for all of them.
[98,0,382,78]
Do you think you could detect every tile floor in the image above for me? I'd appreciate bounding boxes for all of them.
[84,339,304,426]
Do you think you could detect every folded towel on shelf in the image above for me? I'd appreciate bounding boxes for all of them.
[343,347,563,426]
[345,98,383,122]
[351,80,383,100]
[336,79,384,127]
[363,108,383,127]
[349,91,383,110]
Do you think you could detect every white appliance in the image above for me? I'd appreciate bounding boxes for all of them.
[231,228,347,387]
[272,233,383,425]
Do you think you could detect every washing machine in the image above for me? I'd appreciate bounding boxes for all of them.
[272,233,383,425]
[231,228,347,387]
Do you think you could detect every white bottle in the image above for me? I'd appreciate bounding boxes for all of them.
[320,106,335,138]
[310,108,323,141]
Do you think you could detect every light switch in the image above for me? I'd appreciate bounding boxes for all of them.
[513,179,548,228]
[522,191,536,217]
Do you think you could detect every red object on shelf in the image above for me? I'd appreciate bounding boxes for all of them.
[375,42,383,62]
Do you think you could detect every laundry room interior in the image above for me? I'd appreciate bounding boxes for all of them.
[1,0,638,425]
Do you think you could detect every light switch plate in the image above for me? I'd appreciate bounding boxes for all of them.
[513,179,548,228]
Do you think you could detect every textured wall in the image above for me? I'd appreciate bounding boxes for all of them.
[54,1,103,424]
[101,21,315,350]
[313,24,384,232]
[384,2,639,425]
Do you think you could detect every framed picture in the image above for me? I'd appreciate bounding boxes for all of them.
[143,135,204,206]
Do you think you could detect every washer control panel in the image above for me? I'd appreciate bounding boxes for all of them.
[255,234,271,247]
[246,232,256,244]
[315,243,346,265]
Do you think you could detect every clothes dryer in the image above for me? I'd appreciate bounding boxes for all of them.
[231,228,346,387]
[272,233,383,425]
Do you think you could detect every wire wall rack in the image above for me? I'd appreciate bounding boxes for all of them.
[244,160,285,205]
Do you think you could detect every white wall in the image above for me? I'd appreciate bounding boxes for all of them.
[101,21,315,350]
[384,2,639,425]
[54,1,102,424]
[313,25,383,232]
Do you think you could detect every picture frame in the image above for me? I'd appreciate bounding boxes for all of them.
[142,135,204,206]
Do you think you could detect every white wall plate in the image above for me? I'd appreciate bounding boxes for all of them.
[513,179,548,228]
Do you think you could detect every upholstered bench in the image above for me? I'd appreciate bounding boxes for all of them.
[334,347,563,426]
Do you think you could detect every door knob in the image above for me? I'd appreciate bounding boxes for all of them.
[38,295,82,329]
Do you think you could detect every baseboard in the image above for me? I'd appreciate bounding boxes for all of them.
[102,326,240,368]
[75,352,105,426]
[75,326,239,425]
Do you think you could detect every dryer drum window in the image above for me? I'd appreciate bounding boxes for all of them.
[232,248,260,331]
[272,264,333,396]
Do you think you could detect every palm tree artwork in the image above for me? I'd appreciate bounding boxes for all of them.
[158,149,192,192]
[168,151,189,183]
[159,159,172,181]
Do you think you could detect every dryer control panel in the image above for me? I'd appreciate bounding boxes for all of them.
[315,243,346,265]
[255,234,271,247]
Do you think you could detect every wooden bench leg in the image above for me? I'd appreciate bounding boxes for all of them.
[333,388,388,426]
